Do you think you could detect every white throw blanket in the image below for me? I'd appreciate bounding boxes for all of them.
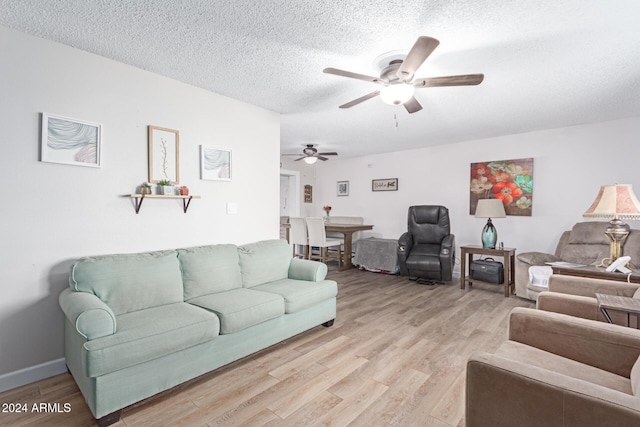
[529,266,553,288]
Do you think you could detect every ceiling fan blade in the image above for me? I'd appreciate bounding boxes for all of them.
[317,156,329,161]
[413,73,484,87]
[317,152,338,156]
[323,67,380,83]
[403,96,423,114]
[339,91,380,109]
[293,157,306,161]
[397,36,440,82]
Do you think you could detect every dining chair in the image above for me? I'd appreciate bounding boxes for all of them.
[289,217,309,259]
[305,217,342,267]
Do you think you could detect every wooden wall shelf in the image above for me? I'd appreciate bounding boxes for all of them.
[127,194,201,214]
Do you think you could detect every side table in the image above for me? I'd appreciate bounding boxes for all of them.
[595,293,640,328]
[460,245,516,297]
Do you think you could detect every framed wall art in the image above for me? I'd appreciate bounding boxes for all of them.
[148,126,179,184]
[304,185,313,203]
[200,145,231,181]
[41,113,101,167]
[372,178,398,192]
[469,157,534,216]
[337,181,349,196]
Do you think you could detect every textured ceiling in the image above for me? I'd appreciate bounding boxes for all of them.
[2,0,640,158]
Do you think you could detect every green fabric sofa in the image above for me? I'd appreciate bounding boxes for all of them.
[58,239,337,426]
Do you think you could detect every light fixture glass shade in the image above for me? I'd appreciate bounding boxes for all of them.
[303,156,318,164]
[379,84,415,105]
[475,199,507,249]
[583,184,640,260]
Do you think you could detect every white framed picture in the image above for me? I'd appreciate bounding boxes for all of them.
[200,145,232,181]
[148,125,179,184]
[41,113,101,167]
[337,181,349,196]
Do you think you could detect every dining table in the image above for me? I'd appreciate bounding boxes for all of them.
[324,223,374,270]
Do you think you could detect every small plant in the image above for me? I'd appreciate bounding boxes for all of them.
[158,179,171,186]
[140,182,152,195]
[179,186,189,195]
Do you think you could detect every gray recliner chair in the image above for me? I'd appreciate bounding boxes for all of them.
[397,205,455,284]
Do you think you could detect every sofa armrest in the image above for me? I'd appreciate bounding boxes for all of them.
[536,291,602,321]
[516,251,560,266]
[549,274,640,298]
[508,307,640,377]
[59,288,116,340]
[466,352,640,427]
[288,258,328,282]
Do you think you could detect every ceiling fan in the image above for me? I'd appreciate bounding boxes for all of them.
[282,144,338,164]
[324,36,484,114]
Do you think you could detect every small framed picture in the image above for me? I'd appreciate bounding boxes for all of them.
[200,145,232,181]
[337,181,349,196]
[148,126,179,184]
[372,178,398,192]
[41,113,101,167]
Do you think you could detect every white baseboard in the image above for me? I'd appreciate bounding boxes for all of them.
[0,358,67,393]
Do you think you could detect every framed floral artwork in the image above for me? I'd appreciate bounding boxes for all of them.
[148,126,179,184]
[470,158,533,216]
[41,113,101,167]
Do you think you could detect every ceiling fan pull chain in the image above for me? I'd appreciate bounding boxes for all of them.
[395,113,399,128]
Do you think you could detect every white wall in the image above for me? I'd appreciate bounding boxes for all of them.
[307,116,640,275]
[0,26,280,385]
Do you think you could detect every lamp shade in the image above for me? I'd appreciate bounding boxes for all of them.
[583,184,640,220]
[475,199,507,218]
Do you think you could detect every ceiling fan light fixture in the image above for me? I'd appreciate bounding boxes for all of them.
[303,156,318,164]
[379,83,415,105]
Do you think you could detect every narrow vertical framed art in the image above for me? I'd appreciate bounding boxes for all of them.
[148,126,179,184]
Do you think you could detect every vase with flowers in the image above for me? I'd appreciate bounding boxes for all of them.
[323,205,332,222]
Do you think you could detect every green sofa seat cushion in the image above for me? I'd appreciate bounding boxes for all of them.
[252,279,338,314]
[70,250,183,315]
[178,244,242,300]
[83,303,220,378]
[238,240,292,288]
[188,288,285,334]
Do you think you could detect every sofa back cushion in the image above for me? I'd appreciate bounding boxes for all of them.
[70,250,183,315]
[558,222,610,265]
[238,239,292,287]
[177,244,242,300]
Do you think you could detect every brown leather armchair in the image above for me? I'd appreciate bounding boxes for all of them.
[467,307,640,426]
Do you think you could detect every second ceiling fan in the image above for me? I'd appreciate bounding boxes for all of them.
[324,36,484,114]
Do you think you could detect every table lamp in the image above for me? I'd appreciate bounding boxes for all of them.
[583,184,640,262]
[475,199,507,249]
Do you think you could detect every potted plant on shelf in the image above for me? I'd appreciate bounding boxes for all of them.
[179,186,189,196]
[158,179,174,195]
[140,182,152,195]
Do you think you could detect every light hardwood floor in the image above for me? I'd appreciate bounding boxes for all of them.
[0,267,533,426]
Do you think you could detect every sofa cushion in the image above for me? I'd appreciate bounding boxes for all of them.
[83,302,220,377]
[495,340,632,394]
[238,240,292,288]
[188,288,284,334]
[566,222,611,245]
[177,244,242,300]
[252,279,337,314]
[70,250,183,315]
[631,356,640,397]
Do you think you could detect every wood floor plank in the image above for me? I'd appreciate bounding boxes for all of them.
[0,268,534,426]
